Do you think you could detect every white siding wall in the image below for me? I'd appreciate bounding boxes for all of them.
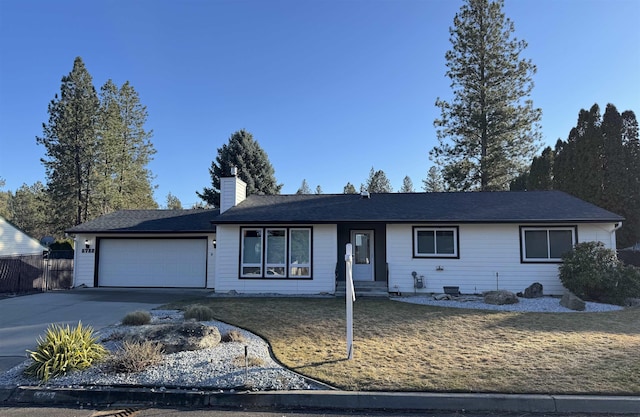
[387,223,618,296]
[72,233,216,288]
[73,234,96,287]
[214,224,337,294]
[0,217,46,256]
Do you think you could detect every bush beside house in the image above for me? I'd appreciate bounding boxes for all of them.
[559,241,640,305]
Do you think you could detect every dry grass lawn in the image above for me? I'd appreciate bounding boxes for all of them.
[163,297,640,394]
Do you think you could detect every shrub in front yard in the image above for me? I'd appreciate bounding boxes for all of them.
[24,322,107,382]
[222,329,247,343]
[106,340,164,373]
[121,310,152,326]
[184,304,215,321]
[560,241,640,304]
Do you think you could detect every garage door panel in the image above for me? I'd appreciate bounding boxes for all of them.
[98,239,206,287]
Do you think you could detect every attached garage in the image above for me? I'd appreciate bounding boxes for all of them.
[97,238,207,287]
[67,209,218,289]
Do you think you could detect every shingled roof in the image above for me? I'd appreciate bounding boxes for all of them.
[66,209,218,233]
[213,191,623,224]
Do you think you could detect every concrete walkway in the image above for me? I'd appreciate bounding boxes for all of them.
[0,288,211,372]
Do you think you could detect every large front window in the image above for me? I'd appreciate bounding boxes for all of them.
[241,227,312,278]
[413,226,459,258]
[520,226,576,262]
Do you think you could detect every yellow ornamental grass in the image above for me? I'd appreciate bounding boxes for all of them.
[24,321,107,382]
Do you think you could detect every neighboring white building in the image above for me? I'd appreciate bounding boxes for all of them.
[0,215,47,257]
[68,173,624,295]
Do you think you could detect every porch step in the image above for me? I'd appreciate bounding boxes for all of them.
[335,281,389,298]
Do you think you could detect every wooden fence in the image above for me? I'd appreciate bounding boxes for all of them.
[0,251,73,294]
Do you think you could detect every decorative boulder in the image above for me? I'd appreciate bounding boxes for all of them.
[484,290,519,305]
[126,322,221,354]
[560,291,586,311]
[433,293,452,301]
[523,282,544,298]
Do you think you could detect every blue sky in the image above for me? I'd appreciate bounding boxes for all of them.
[1,0,638,208]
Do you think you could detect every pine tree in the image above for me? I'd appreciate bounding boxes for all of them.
[343,182,357,194]
[315,185,323,194]
[423,166,444,192]
[37,57,100,232]
[431,0,541,191]
[197,129,282,207]
[0,179,10,219]
[364,167,393,193]
[165,192,183,210]
[296,179,312,195]
[9,182,51,239]
[96,80,157,214]
[399,176,414,193]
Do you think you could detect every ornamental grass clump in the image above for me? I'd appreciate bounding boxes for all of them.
[184,304,215,321]
[106,340,164,373]
[222,329,247,343]
[24,322,107,382]
[121,310,152,326]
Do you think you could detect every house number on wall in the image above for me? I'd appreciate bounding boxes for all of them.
[81,248,95,253]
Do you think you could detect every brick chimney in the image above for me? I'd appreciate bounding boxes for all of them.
[219,166,247,213]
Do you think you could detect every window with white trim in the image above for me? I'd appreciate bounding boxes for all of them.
[520,226,576,262]
[413,227,459,258]
[240,227,312,278]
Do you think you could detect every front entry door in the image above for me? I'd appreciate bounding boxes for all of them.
[351,230,374,281]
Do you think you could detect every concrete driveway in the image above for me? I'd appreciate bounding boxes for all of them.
[0,288,211,372]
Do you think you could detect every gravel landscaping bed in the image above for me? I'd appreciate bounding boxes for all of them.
[393,294,624,313]
[0,310,327,391]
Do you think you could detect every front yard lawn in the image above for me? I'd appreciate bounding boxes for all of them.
[163,297,640,394]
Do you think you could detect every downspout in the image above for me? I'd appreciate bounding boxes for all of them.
[611,222,622,251]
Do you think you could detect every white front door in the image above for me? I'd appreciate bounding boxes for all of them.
[351,230,374,281]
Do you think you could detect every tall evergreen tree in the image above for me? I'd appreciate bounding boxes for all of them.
[296,179,312,195]
[197,129,282,207]
[547,103,639,247]
[0,179,10,219]
[364,167,393,193]
[423,166,444,192]
[431,0,541,191]
[343,182,357,194]
[96,79,156,214]
[9,182,51,239]
[165,192,183,210]
[37,57,100,232]
[527,146,554,190]
[399,176,414,193]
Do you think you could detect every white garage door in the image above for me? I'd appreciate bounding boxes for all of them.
[98,238,207,287]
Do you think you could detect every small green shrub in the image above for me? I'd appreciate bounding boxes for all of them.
[222,329,246,343]
[24,322,107,382]
[559,241,640,304]
[106,340,164,373]
[122,310,152,326]
[184,304,215,321]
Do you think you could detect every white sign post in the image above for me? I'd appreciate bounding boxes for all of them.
[345,243,355,360]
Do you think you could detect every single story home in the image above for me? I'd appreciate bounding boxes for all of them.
[67,174,624,296]
[0,215,47,257]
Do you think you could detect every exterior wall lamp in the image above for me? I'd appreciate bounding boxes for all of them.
[84,239,90,249]
[212,239,217,249]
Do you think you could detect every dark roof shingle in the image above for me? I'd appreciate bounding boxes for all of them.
[213,191,623,224]
[66,209,219,233]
